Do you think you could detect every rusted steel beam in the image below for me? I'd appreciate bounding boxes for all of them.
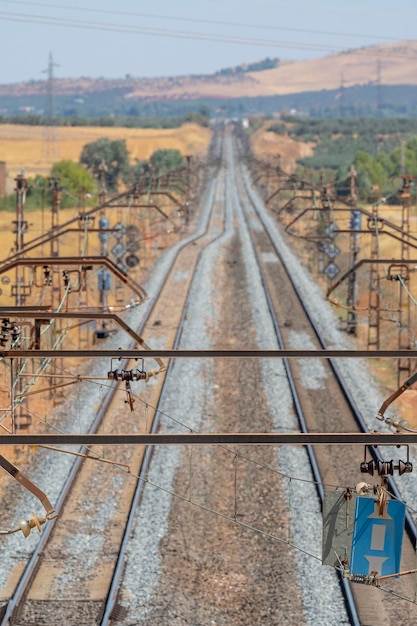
[0,257,147,300]
[327,258,417,302]
[0,349,416,359]
[0,433,416,445]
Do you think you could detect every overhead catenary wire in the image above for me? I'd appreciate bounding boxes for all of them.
[1,362,377,500]
[7,396,417,603]
[0,9,416,59]
[3,152,417,615]
[38,417,417,605]
[0,10,342,53]
[0,0,402,44]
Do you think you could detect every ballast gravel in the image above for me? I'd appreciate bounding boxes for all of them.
[1,137,415,625]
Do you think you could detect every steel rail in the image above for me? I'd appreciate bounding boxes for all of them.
[233,140,363,624]
[0,163,220,625]
[101,158,227,623]
[234,174,322,503]
[239,136,417,623]
[243,154,417,538]
[0,383,121,625]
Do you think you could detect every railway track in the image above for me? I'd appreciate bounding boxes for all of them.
[0,152,226,624]
[109,132,350,624]
[1,128,417,624]
[231,133,417,624]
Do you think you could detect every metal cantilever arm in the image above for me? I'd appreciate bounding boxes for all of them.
[377,371,417,420]
[0,454,55,517]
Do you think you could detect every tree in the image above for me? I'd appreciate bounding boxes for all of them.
[79,138,130,191]
[50,160,96,204]
[353,151,387,190]
[149,149,183,175]
[125,159,150,185]
[24,174,48,209]
[183,111,210,127]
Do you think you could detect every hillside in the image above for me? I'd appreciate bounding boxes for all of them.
[1,41,417,103]
[0,122,211,182]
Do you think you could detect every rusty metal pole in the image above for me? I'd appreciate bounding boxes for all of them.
[397,176,413,384]
[346,166,360,335]
[98,159,108,208]
[77,207,94,349]
[185,155,192,224]
[12,173,29,431]
[49,178,64,403]
[97,160,110,340]
[317,182,332,275]
[367,204,381,351]
[13,173,28,305]
[50,178,61,256]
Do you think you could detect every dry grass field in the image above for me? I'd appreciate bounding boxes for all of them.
[4,41,416,104]
[123,41,417,100]
[0,122,212,189]
[250,123,314,172]
[244,42,417,96]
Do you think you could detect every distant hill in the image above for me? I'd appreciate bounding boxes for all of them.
[2,42,417,118]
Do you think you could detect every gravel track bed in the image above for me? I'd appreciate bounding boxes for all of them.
[117,139,350,624]
[0,177,218,616]
[241,161,417,617]
[2,133,417,625]
[243,166,417,521]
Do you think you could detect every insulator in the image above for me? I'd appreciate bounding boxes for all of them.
[376,460,394,476]
[360,460,374,476]
[121,370,134,381]
[18,514,46,538]
[107,368,147,381]
[130,369,147,381]
[126,224,139,241]
[98,268,112,292]
[356,482,370,495]
[350,210,362,231]
[398,460,413,476]
[78,213,95,225]
[63,270,71,290]
[0,319,11,346]
[95,325,109,340]
[43,265,52,286]
[11,324,21,348]
[108,369,129,381]
[1,318,11,332]
[98,216,110,243]
[18,519,31,538]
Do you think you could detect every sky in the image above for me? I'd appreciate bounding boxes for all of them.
[0,0,416,84]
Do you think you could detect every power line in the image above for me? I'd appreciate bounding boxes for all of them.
[0,0,400,44]
[0,8,416,64]
[0,10,343,53]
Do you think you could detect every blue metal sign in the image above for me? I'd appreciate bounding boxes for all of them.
[350,496,405,576]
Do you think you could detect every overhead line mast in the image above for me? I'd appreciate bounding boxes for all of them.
[42,52,60,164]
